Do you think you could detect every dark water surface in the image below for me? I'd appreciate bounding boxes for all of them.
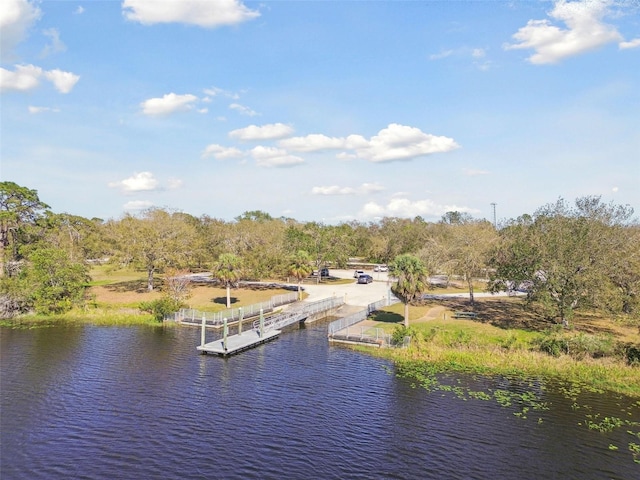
[1,323,638,480]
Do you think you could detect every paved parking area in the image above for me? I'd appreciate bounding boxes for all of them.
[302,269,394,307]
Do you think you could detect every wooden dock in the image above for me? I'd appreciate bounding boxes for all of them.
[197,329,281,356]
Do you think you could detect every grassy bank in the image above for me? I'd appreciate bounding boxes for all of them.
[361,300,640,398]
[1,267,298,327]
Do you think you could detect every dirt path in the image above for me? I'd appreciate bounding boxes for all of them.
[414,305,446,323]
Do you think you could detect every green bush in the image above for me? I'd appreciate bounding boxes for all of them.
[139,297,183,321]
[569,332,615,359]
[392,325,416,346]
[536,331,616,359]
[615,342,640,366]
[537,334,569,357]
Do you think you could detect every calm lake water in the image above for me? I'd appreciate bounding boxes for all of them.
[1,321,638,480]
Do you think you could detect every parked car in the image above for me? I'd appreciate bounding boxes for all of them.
[353,269,365,278]
[320,267,330,277]
[357,274,373,284]
[373,264,388,272]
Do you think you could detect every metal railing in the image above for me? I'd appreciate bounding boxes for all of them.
[327,297,393,335]
[330,326,393,347]
[254,296,345,332]
[169,291,299,326]
[327,296,402,347]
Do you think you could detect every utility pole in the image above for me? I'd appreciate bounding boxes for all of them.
[490,203,497,228]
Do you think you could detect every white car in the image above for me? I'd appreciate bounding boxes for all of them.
[353,270,365,278]
[374,265,388,272]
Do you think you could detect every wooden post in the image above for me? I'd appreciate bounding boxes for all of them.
[223,318,228,352]
[200,315,206,348]
[259,308,264,338]
[238,307,243,335]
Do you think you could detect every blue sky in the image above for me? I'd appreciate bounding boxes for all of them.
[2,0,639,224]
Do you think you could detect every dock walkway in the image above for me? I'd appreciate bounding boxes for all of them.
[197,329,281,355]
[197,296,344,356]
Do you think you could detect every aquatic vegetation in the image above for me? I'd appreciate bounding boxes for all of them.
[584,414,624,432]
[628,442,640,463]
[393,359,640,464]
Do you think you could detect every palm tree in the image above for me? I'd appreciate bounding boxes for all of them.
[389,254,429,328]
[288,250,314,300]
[213,253,242,308]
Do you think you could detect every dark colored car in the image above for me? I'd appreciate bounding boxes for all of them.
[320,267,330,277]
[357,274,373,284]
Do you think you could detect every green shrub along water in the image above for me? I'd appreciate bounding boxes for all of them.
[370,320,640,398]
[139,297,185,321]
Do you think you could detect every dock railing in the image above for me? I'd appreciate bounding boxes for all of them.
[168,291,299,327]
[327,298,390,335]
[327,297,401,347]
[255,296,345,332]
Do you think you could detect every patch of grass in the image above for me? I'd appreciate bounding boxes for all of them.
[86,267,295,313]
[369,310,404,324]
[87,265,149,285]
[371,339,640,398]
[3,308,161,327]
[1,267,300,327]
[378,302,432,322]
[359,297,639,397]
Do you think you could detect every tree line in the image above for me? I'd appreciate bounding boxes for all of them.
[1,181,638,326]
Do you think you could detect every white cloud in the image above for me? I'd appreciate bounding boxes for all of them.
[0,0,41,60]
[1,64,79,93]
[167,178,184,190]
[43,69,79,93]
[360,182,386,194]
[505,0,623,64]
[229,123,294,141]
[229,103,258,116]
[250,146,304,168]
[203,86,239,99]
[312,186,357,195]
[359,197,478,220]
[140,93,198,116]
[429,50,454,60]
[201,144,244,160]
[28,106,59,114]
[277,124,458,162]
[0,64,42,91]
[108,172,159,193]
[122,0,259,27]
[336,152,358,160]
[311,182,385,196]
[41,28,66,57]
[279,134,347,152]
[123,200,154,211]
[429,47,489,69]
[619,38,640,49]
[354,123,459,162]
[74,6,85,15]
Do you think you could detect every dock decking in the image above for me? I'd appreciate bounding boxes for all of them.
[197,329,281,356]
